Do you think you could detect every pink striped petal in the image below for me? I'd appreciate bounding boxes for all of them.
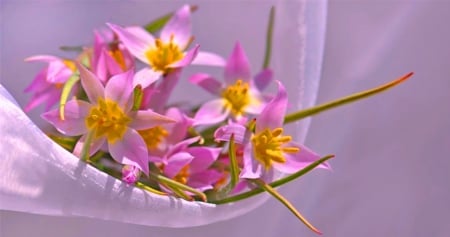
[189,73,223,95]
[273,142,329,174]
[41,100,90,136]
[193,99,229,126]
[108,128,150,175]
[133,67,161,88]
[256,80,287,132]
[214,123,248,144]
[129,109,175,130]
[191,51,226,67]
[107,23,153,64]
[224,42,252,85]
[160,5,191,48]
[105,70,133,109]
[77,63,105,104]
[168,44,199,68]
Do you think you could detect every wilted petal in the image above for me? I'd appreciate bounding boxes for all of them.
[224,42,252,85]
[164,152,194,178]
[193,99,229,126]
[107,23,152,64]
[254,68,273,91]
[129,109,175,130]
[41,100,91,136]
[189,73,223,96]
[214,123,248,144]
[160,4,191,48]
[256,80,287,132]
[133,67,161,88]
[191,51,226,67]
[109,128,150,175]
[240,144,262,179]
[168,44,199,68]
[77,63,105,103]
[273,142,329,174]
[105,70,134,109]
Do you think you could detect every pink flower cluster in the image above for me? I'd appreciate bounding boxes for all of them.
[24,5,329,198]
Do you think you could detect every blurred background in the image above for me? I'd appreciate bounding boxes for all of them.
[1,0,449,236]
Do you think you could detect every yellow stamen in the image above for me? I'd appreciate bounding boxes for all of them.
[108,48,127,71]
[85,98,131,143]
[62,60,76,72]
[138,126,169,150]
[251,127,300,170]
[145,35,183,74]
[222,79,251,116]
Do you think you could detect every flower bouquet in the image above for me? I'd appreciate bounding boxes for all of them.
[0,3,411,233]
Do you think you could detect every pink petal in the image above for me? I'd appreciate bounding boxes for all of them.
[214,123,248,144]
[105,70,134,109]
[94,49,108,82]
[189,73,223,95]
[73,135,106,158]
[191,51,226,67]
[164,107,194,145]
[253,68,273,91]
[133,67,162,89]
[148,70,181,113]
[188,169,223,191]
[128,109,175,130]
[24,69,49,94]
[164,152,194,178]
[108,128,150,175]
[107,23,153,64]
[256,80,287,132]
[47,60,72,83]
[41,100,90,136]
[168,44,199,68]
[167,137,200,157]
[24,55,60,63]
[77,63,105,104]
[240,144,262,179]
[187,147,222,173]
[92,30,105,72]
[103,49,124,75]
[224,42,252,85]
[160,5,191,48]
[125,26,155,46]
[193,99,229,126]
[273,142,330,174]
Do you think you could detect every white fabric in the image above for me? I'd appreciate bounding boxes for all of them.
[0,0,326,231]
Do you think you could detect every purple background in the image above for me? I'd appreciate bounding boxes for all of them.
[1,0,450,237]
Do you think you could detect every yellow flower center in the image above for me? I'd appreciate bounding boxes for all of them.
[85,98,131,143]
[63,59,76,72]
[173,165,190,184]
[145,36,184,74]
[138,126,169,150]
[222,80,251,116]
[251,128,299,170]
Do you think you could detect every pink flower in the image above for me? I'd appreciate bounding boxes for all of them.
[214,81,329,179]
[42,64,174,174]
[190,42,273,126]
[122,165,141,184]
[149,137,222,191]
[24,55,76,111]
[107,5,225,87]
[91,30,135,83]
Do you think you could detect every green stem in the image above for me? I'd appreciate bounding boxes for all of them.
[284,72,414,124]
[210,155,333,204]
[80,130,95,161]
[59,73,79,120]
[154,174,207,202]
[136,182,168,196]
[251,179,322,235]
[262,6,275,69]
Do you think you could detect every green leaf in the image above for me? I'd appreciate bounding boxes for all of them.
[59,45,84,52]
[144,5,198,34]
[59,73,80,120]
[210,154,334,204]
[284,72,414,124]
[262,6,275,69]
[251,178,322,235]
